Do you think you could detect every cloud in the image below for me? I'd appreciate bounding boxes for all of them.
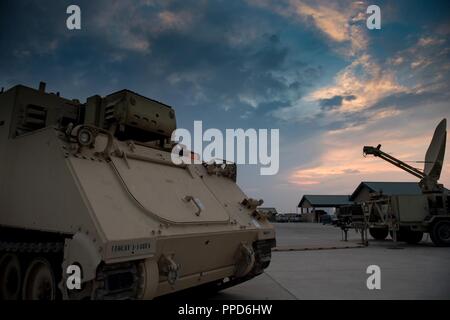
[1,0,326,117]
[259,1,417,127]
[274,54,407,123]
[319,94,356,110]
[1,0,449,212]
[289,111,450,192]
[248,0,369,57]
[276,13,450,199]
[389,33,450,75]
[319,95,344,109]
[309,54,406,112]
[90,1,198,53]
[417,37,445,47]
[158,10,194,30]
[291,1,350,43]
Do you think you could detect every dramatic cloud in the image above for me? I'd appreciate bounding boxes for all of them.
[1,0,449,211]
[309,54,406,112]
[248,0,369,56]
[289,108,450,193]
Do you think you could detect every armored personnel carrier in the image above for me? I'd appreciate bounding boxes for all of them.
[0,82,276,300]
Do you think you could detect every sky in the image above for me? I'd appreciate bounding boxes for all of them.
[1,0,450,212]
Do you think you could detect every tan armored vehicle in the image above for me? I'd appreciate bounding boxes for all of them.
[0,82,276,300]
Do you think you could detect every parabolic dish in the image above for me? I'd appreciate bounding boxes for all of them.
[424,118,447,180]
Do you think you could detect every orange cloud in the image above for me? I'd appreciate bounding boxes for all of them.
[158,10,194,30]
[290,1,349,42]
[247,0,368,56]
[289,117,450,191]
[308,54,407,113]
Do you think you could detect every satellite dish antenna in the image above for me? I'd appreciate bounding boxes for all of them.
[424,118,447,180]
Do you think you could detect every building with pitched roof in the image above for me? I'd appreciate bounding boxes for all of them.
[350,182,422,203]
[298,195,353,222]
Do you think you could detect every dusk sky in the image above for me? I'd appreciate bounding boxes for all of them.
[1,0,450,212]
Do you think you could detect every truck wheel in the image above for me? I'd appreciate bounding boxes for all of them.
[22,258,57,300]
[404,230,423,244]
[430,220,450,247]
[0,254,22,300]
[369,228,389,240]
[391,230,406,241]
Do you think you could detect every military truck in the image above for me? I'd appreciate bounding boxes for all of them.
[360,119,449,246]
[0,82,276,300]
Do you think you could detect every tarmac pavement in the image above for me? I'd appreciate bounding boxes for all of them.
[214,223,450,300]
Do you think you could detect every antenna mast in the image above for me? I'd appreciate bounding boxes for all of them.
[363,119,447,193]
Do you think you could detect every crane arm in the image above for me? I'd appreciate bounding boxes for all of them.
[363,145,425,180]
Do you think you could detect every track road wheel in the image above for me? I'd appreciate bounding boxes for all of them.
[0,254,22,300]
[369,228,389,240]
[22,258,57,300]
[430,220,450,247]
